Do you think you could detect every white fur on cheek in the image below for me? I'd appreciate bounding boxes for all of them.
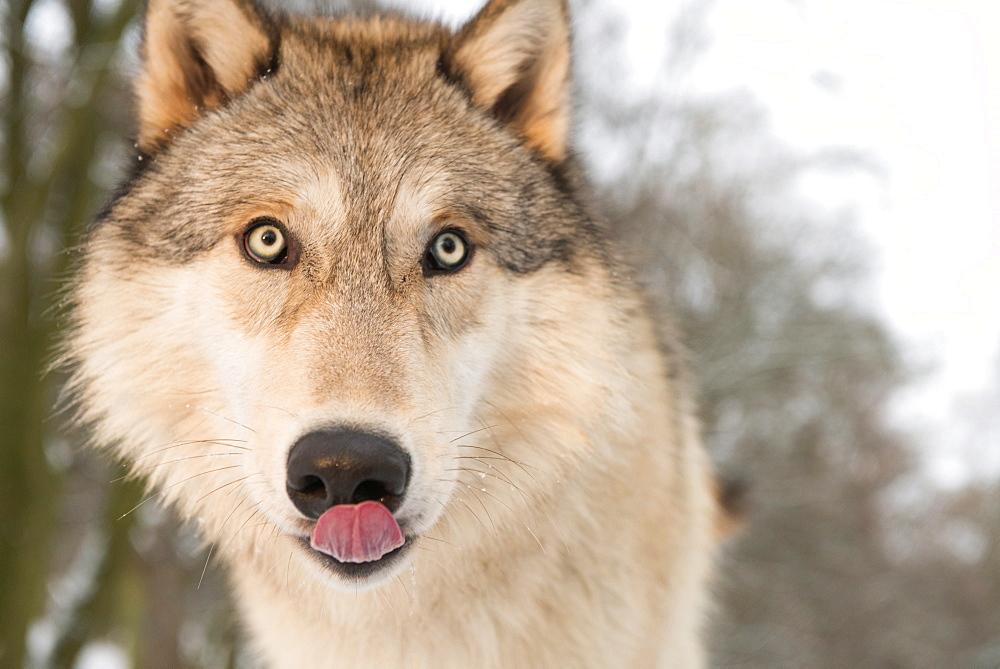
[184,264,262,429]
[185,256,315,527]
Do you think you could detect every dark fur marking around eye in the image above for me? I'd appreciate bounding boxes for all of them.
[466,178,599,275]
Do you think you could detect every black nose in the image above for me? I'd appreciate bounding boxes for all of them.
[286,429,410,519]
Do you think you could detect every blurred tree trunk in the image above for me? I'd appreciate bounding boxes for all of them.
[0,4,58,664]
[0,1,136,665]
[48,477,144,667]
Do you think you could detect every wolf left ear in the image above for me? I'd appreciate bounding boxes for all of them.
[448,0,572,163]
[136,0,276,153]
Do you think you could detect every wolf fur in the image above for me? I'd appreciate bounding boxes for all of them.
[63,0,726,665]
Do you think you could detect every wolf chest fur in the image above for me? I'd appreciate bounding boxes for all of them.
[64,0,726,665]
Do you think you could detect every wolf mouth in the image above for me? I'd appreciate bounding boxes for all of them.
[298,536,414,581]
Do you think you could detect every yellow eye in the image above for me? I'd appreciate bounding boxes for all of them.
[426,230,470,272]
[244,220,288,264]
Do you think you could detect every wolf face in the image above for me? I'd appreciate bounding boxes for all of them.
[71,0,627,584]
[66,0,719,663]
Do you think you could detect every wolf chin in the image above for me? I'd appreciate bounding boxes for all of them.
[63,0,728,665]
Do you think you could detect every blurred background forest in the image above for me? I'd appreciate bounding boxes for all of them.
[1,0,998,666]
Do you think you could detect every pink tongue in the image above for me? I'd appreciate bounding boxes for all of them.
[310,501,404,563]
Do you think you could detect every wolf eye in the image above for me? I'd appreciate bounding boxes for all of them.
[425,229,471,273]
[243,219,288,265]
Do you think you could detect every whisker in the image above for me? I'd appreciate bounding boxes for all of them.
[448,425,499,443]
[419,534,460,549]
[480,402,531,447]
[451,456,530,497]
[116,465,242,520]
[256,404,297,418]
[194,474,256,505]
[183,404,257,433]
[453,443,530,466]
[454,444,542,485]
[240,520,275,553]
[260,539,289,578]
[217,496,251,542]
[114,452,246,481]
[134,438,250,462]
[394,574,414,604]
[261,550,288,582]
[374,583,401,624]
[227,509,263,549]
[445,467,533,502]
[456,456,565,551]
[478,488,545,554]
[197,543,216,590]
[253,518,273,554]
[407,406,458,426]
[475,406,549,490]
[445,487,490,534]
[452,455,516,462]
[192,459,253,591]
[461,485,496,534]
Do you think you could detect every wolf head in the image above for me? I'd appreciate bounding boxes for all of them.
[66,0,641,589]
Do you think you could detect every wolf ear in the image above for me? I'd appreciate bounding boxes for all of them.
[136,0,276,152]
[448,0,572,163]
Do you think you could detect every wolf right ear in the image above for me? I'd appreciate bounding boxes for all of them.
[136,0,277,153]
[447,0,572,163]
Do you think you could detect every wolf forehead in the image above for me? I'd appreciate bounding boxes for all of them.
[95,4,603,276]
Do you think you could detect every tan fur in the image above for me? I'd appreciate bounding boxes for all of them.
[137,0,273,151]
[449,0,572,161]
[64,0,725,666]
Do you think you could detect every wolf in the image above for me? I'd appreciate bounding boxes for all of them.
[62,0,730,665]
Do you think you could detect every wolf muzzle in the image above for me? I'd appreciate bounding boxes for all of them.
[285,429,411,519]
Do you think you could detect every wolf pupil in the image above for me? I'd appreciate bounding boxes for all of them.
[441,237,456,254]
[262,230,277,246]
